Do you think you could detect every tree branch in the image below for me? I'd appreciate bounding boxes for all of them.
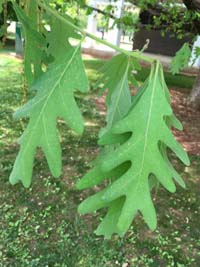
[84,1,200,36]
[84,5,117,20]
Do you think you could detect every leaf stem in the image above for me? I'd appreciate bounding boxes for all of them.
[37,0,155,64]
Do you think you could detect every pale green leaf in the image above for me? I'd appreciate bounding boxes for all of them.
[99,78,148,146]
[10,46,88,188]
[46,14,81,62]
[77,62,189,238]
[99,54,132,138]
[97,54,131,104]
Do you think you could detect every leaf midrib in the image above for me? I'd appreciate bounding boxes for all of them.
[134,63,160,193]
[110,62,130,127]
[19,46,79,167]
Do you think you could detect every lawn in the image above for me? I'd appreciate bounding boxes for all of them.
[0,54,199,267]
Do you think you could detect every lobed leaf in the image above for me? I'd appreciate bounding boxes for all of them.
[46,14,81,62]
[97,54,132,103]
[77,62,189,238]
[170,43,191,75]
[99,54,132,138]
[10,46,88,187]
[13,3,46,86]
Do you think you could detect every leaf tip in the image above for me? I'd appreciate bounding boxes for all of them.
[77,203,86,215]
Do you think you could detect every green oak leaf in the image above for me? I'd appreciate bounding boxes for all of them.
[77,62,189,238]
[170,43,191,75]
[46,14,81,62]
[77,76,150,239]
[13,3,46,86]
[10,45,88,188]
[88,79,184,234]
[98,54,132,138]
[96,53,141,143]
[97,54,132,104]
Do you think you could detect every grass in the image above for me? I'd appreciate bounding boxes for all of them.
[0,54,200,267]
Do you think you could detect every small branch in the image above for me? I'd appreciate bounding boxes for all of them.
[84,4,117,20]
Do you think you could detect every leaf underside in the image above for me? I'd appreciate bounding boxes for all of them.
[77,62,189,238]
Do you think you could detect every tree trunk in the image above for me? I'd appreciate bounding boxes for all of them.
[188,70,200,110]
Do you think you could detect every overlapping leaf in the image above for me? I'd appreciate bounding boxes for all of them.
[77,62,189,238]
[77,79,148,238]
[170,43,191,74]
[97,53,139,104]
[97,54,132,138]
[46,15,81,61]
[13,3,46,86]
